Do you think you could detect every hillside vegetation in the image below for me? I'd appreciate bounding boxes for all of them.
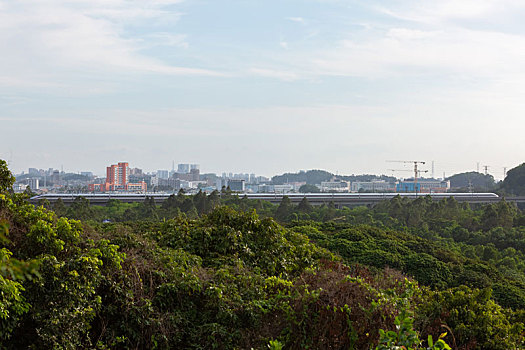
[3,160,525,349]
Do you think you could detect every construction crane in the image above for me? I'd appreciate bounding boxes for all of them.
[386,160,427,194]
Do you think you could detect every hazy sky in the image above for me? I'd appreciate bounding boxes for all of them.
[1,0,524,179]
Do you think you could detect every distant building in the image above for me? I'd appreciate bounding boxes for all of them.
[13,183,27,193]
[257,184,274,193]
[27,178,39,190]
[107,162,129,189]
[126,182,148,192]
[255,176,270,184]
[189,180,207,189]
[51,170,61,184]
[320,180,349,192]
[228,179,245,192]
[177,164,190,174]
[89,162,146,192]
[157,170,169,180]
[351,180,394,192]
[396,179,450,193]
[189,168,200,181]
[28,168,39,175]
[245,184,259,193]
[130,168,143,176]
[273,184,295,193]
[80,172,93,178]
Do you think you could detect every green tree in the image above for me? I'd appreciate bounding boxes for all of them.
[416,286,523,350]
[272,169,333,185]
[275,196,293,220]
[447,171,495,191]
[23,186,35,198]
[52,198,67,217]
[501,163,525,195]
[193,190,207,215]
[0,160,15,193]
[299,184,320,193]
[297,197,313,213]
[67,196,95,221]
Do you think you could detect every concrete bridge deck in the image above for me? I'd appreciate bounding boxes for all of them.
[29,193,525,207]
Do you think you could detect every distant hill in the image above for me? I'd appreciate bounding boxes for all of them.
[338,174,396,183]
[271,170,333,185]
[446,171,495,191]
[501,163,525,195]
[271,170,395,185]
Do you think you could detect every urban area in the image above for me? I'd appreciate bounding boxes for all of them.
[13,160,500,195]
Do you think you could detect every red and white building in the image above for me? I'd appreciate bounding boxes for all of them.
[89,162,147,193]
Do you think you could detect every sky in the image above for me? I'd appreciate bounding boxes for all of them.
[1,0,524,179]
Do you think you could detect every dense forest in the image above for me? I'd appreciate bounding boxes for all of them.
[271,170,396,186]
[445,172,496,192]
[3,160,525,349]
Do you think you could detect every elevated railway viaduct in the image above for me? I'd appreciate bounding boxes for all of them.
[29,193,525,207]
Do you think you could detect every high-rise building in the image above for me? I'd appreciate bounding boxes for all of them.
[157,170,169,180]
[177,163,190,174]
[228,179,245,192]
[27,178,39,190]
[106,162,129,189]
[189,168,200,181]
[51,170,61,184]
[130,168,143,176]
[89,162,146,193]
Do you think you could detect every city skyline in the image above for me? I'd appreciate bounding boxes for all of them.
[1,0,524,179]
[11,159,514,182]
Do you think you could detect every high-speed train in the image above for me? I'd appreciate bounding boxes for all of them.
[242,192,500,204]
[243,192,499,200]
[30,192,501,205]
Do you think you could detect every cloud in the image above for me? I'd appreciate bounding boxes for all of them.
[138,33,189,49]
[309,26,525,82]
[375,0,525,24]
[248,68,298,81]
[0,0,221,91]
[297,1,525,84]
[286,17,306,24]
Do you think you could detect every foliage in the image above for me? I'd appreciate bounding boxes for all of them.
[416,286,524,349]
[502,163,525,196]
[271,169,333,185]
[2,161,525,349]
[376,312,451,350]
[0,160,15,193]
[447,171,496,192]
[271,262,420,349]
[298,184,320,193]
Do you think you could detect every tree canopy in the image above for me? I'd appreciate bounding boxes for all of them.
[271,169,333,185]
[502,163,525,195]
[0,160,15,193]
[2,162,525,349]
[446,171,496,191]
